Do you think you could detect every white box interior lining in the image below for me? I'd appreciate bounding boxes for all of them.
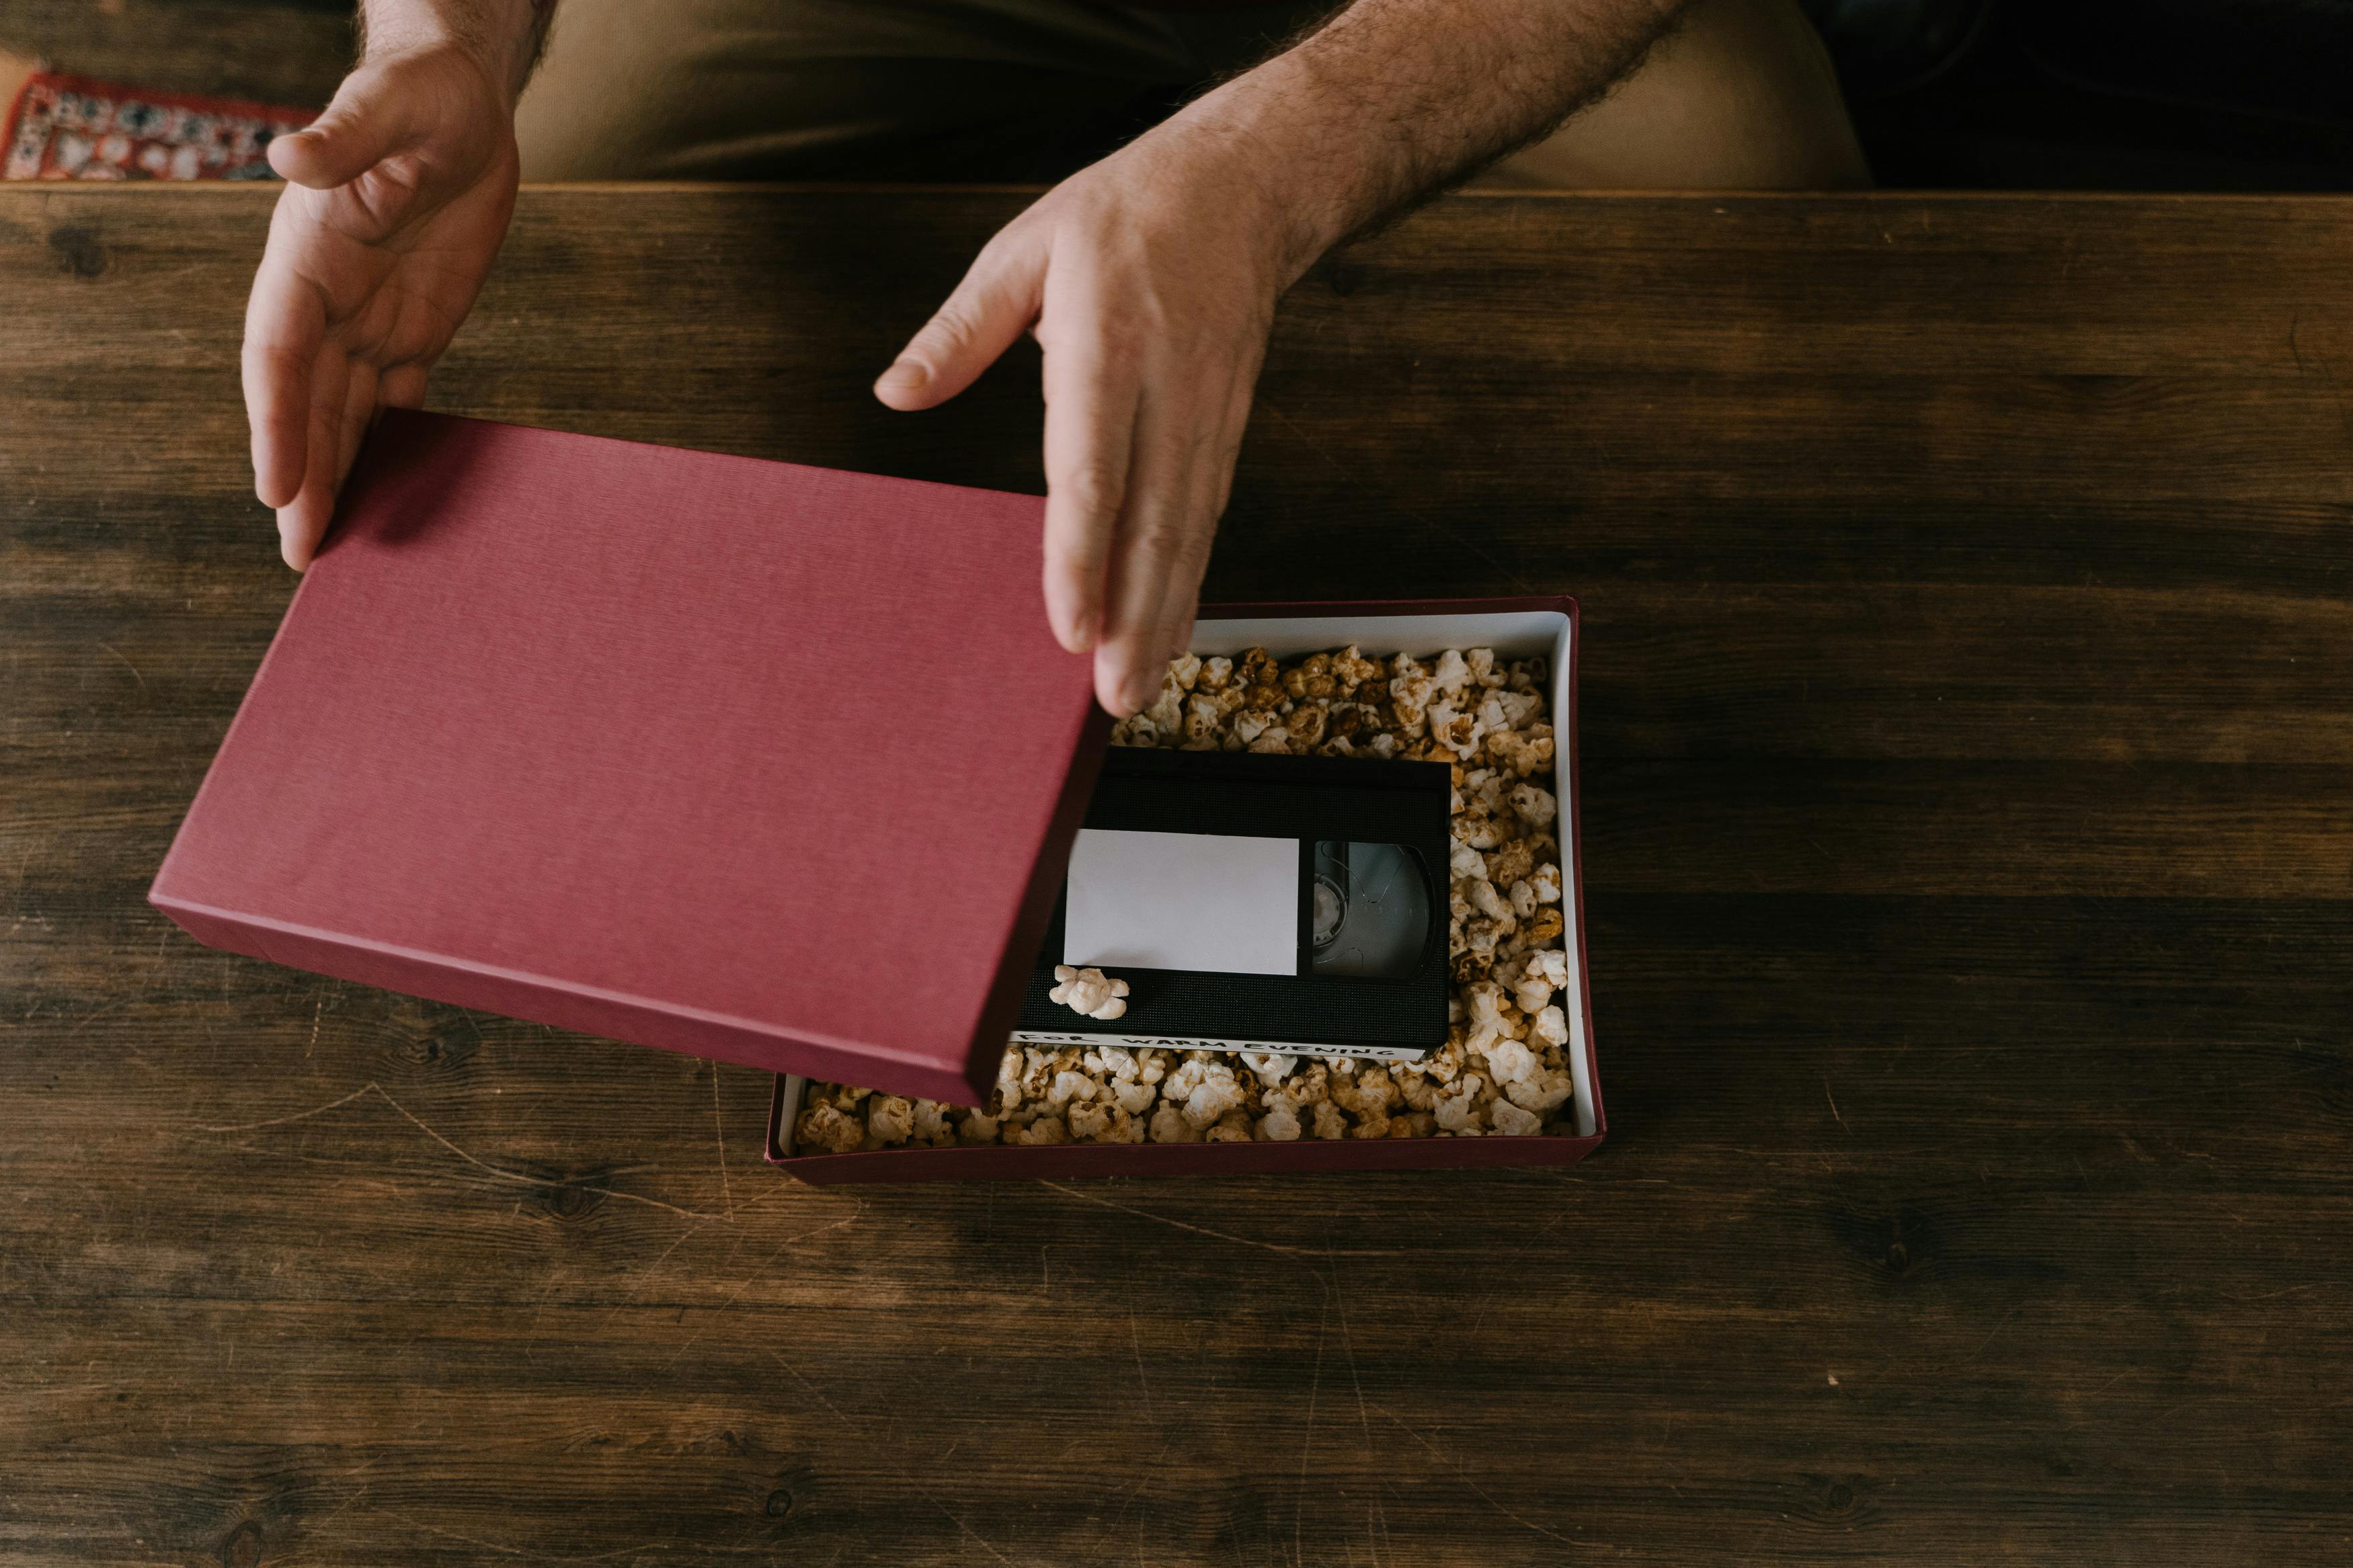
[780,608,1594,1150]
[1191,611,1592,1138]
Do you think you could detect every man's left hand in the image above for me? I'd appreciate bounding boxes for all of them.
[875,125,1297,717]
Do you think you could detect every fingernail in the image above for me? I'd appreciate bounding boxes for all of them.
[876,359,928,398]
[1068,610,1097,653]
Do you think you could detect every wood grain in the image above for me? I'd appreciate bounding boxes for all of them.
[4,185,2351,1565]
[3,0,350,110]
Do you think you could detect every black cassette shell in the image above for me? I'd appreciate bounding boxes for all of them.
[1018,747,1453,1056]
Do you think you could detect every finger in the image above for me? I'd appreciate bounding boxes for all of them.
[1144,364,1259,669]
[1134,371,1252,691]
[241,205,327,510]
[1129,416,1224,710]
[268,65,415,191]
[1092,386,1222,716]
[333,358,380,493]
[278,341,349,571]
[378,362,431,410]
[874,229,1044,411]
[1039,334,1137,655]
[1141,481,1215,689]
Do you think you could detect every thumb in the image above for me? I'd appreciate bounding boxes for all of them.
[268,67,414,189]
[875,231,1043,411]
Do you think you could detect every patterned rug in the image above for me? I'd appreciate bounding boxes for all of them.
[3,69,313,181]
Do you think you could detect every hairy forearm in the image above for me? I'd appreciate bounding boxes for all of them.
[358,0,553,99]
[1174,0,1691,282]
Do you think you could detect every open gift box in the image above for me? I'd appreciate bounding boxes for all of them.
[152,413,1604,1184]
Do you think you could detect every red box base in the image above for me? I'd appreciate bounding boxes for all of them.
[763,597,1605,1184]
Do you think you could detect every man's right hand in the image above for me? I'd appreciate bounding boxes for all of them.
[243,41,521,569]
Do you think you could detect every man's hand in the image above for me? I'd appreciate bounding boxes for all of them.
[875,0,1687,716]
[875,127,1295,717]
[244,34,526,568]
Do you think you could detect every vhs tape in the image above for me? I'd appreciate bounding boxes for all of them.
[1013,748,1453,1060]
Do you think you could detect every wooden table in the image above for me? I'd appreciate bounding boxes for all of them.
[6,185,2350,1565]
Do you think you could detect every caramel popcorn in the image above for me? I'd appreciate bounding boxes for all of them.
[795,644,1577,1153]
[1008,1114,1069,1147]
[1148,1104,1201,1143]
[859,1094,910,1145]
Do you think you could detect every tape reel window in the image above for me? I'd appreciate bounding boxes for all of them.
[1310,841,1432,979]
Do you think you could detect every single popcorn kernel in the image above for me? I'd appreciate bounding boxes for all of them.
[1332,645,1382,694]
[1433,1079,1485,1134]
[1486,838,1536,889]
[866,1094,915,1147]
[1205,1110,1255,1143]
[1048,964,1129,1020]
[912,1100,955,1147]
[1488,1100,1543,1137]
[1148,1104,1203,1143]
[1008,1114,1070,1147]
[796,1100,866,1154]
[1240,1051,1297,1087]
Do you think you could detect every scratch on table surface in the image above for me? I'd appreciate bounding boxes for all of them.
[651,1199,866,1376]
[772,1352,1019,1568]
[520,1276,567,1364]
[2218,1282,2316,1303]
[97,641,147,690]
[1328,1245,1372,1441]
[196,1081,379,1132]
[1072,1462,1162,1568]
[1824,1078,1848,1132]
[193,1080,713,1221]
[1964,1303,2026,1364]
[1038,1180,1396,1258]
[1259,398,1353,481]
[598,1222,706,1325]
[710,1064,735,1220]
[207,1137,417,1199]
[2083,1368,2141,1399]
[373,1507,681,1562]
[311,1457,378,1531]
[1295,1292,1328,1568]
[1371,1403,1579,1549]
[1125,1288,1151,1410]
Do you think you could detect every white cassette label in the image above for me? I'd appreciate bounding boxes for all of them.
[1063,828,1298,975]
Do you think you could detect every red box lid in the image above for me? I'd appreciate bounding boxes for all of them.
[151,411,1107,1105]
